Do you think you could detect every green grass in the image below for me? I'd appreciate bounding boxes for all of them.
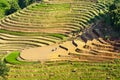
[0,29,68,38]
[7,61,120,80]
[4,51,24,64]
[31,3,70,11]
[0,29,43,36]
[5,52,120,80]
[48,33,68,40]
[4,51,36,64]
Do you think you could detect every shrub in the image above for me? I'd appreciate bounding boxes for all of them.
[6,0,20,15]
[0,0,10,18]
[0,61,9,80]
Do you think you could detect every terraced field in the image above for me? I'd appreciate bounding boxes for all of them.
[0,31,67,52]
[0,2,106,33]
[0,0,120,80]
[5,61,120,80]
[0,0,107,54]
[51,23,120,62]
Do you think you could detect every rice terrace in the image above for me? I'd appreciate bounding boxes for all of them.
[0,0,120,80]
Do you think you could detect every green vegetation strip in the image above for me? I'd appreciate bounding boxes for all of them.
[4,51,36,64]
[0,29,43,36]
[48,33,68,40]
[7,60,120,80]
[4,51,23,64]
[0,29,68,39]
[31,3,70,11]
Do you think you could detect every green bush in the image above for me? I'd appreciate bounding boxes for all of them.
[0,0,37,18]
[0,0,10,18]
[109,0,120,31]
[18,0,37,9]
[0,61,9,79]
[6,0,20,15]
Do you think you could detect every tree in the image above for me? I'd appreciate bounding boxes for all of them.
[109,0,120,31]
[18,0,29,8]
[29,0,36,4]
[0,0,10,18]
[18,0,37,9]
[0,0,38,18]
[6,0,20,15]
[98,0,120,31]
[97,0,114,6]
[0,61,9,80]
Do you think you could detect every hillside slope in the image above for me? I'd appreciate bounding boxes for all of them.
[0,0,120,80]
[0,0,106,53]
